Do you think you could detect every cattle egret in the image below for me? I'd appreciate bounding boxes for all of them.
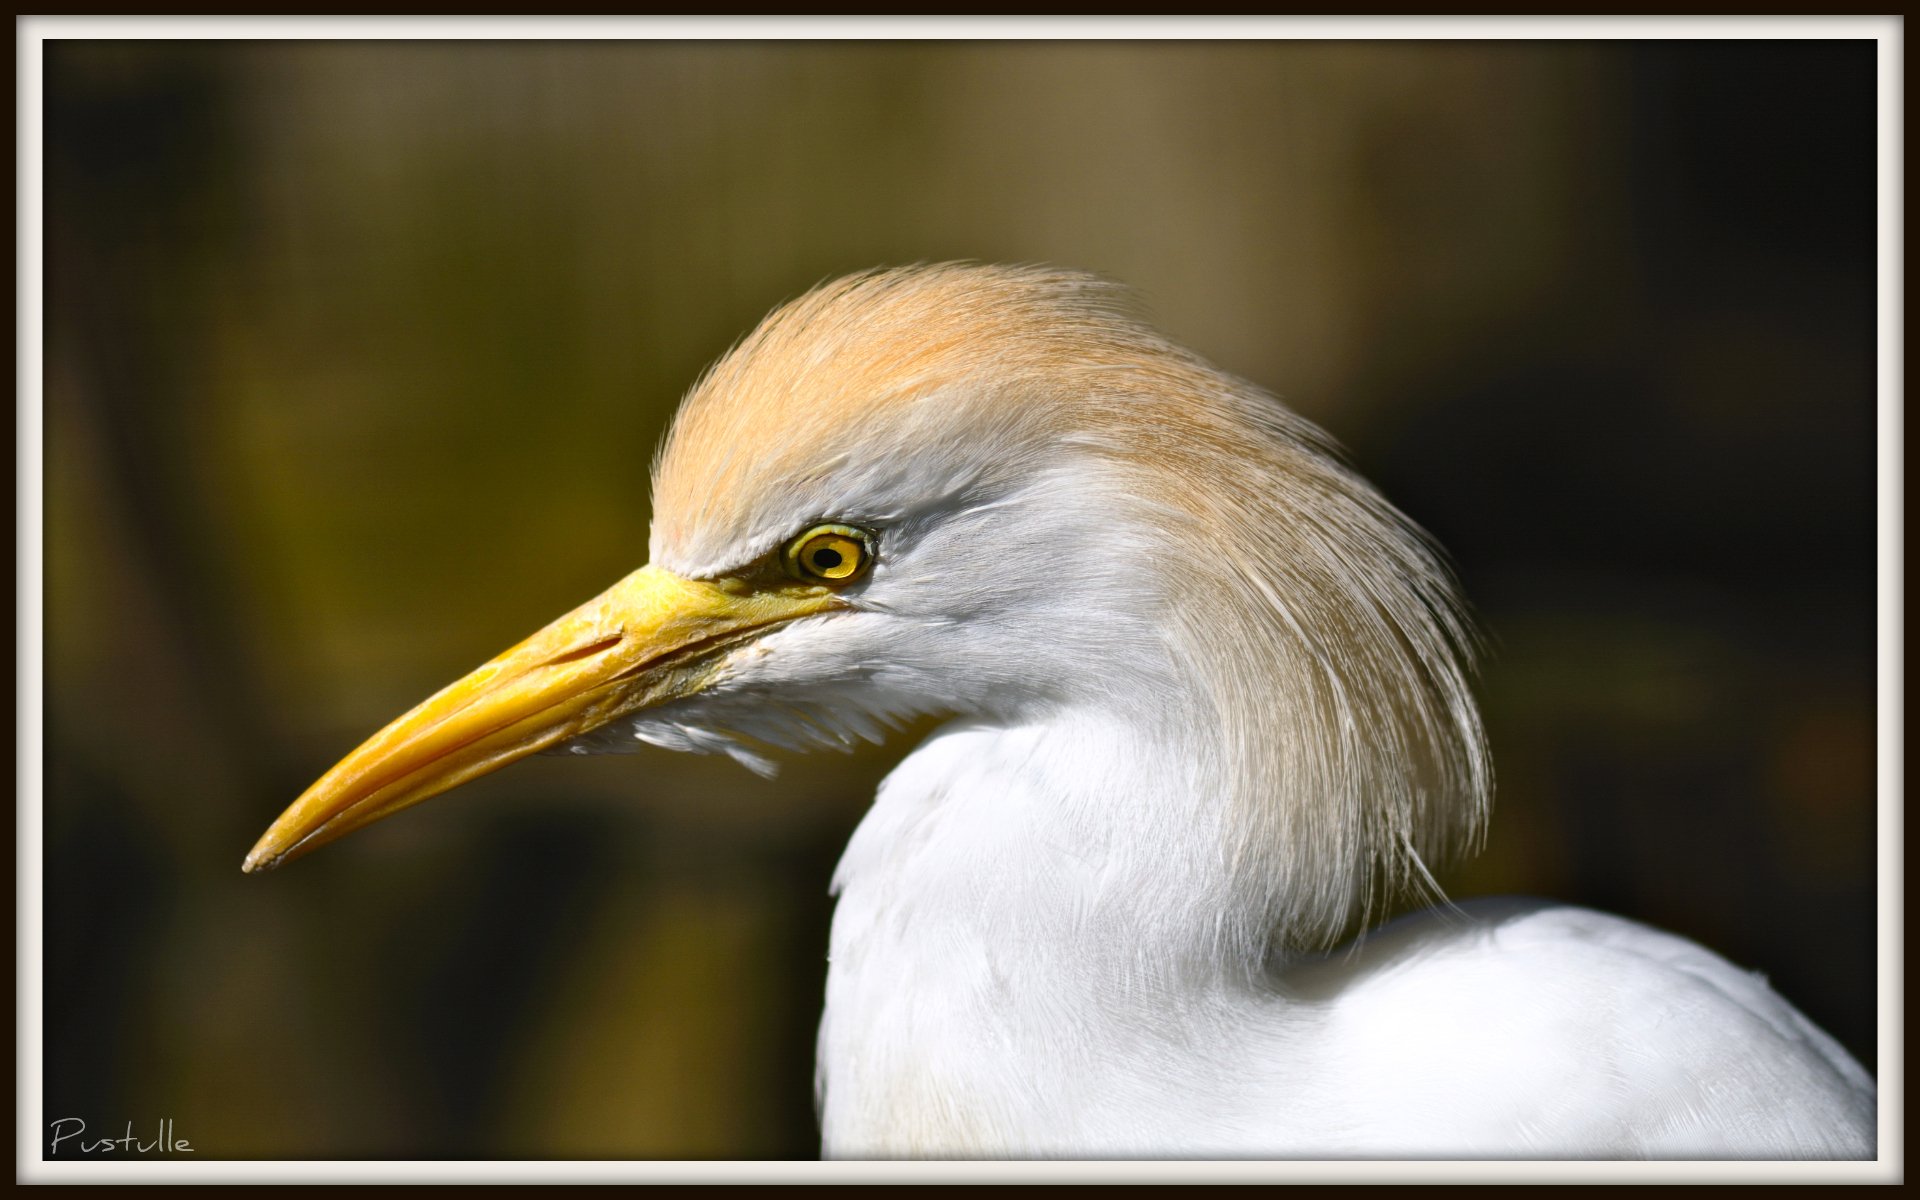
[245,264,1876,1159]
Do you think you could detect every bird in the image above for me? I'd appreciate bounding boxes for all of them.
[243,263,1876,1160]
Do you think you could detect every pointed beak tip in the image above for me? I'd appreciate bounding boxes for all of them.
[241,839,287,874]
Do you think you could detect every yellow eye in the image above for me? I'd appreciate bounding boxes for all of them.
[783,525,874,584]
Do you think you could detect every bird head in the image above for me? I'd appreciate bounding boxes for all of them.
[245,264,1489,952]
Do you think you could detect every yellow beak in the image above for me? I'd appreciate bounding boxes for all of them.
[243,564,837,873]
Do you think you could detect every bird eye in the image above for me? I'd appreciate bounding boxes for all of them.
[783,525,874,584]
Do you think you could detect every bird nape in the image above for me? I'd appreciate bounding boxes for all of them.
[245,264,1875,1161]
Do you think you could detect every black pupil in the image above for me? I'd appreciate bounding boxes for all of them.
[811,547,844,571]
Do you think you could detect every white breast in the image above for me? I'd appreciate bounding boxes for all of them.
[814,720,1876,1159]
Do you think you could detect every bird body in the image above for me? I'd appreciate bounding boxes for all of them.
[246,264,1875,1159]
[818,722,1874,1159]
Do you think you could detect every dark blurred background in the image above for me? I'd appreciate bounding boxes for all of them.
[41,40,1879,1158]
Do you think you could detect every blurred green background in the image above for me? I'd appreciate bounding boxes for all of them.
[42,40,1878,1158]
